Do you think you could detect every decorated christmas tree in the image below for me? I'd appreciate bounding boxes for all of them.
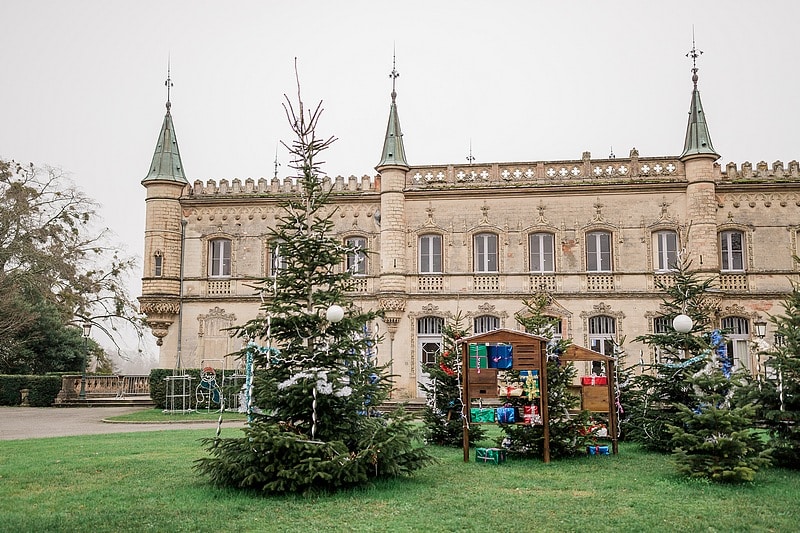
[754,278,800,468]
[500,294,593,459]
[626,257,717,452]
[195,76,432,494]
[420,311,486,447]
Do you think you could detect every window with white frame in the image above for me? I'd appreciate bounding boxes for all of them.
[652,316,671,363]
[654,230,679,272]
[529,232,555,272]
[474,315,500,334]
[720,230,745,272]
[209,238,231,277]
[588,315,615,374]
[153,250,163,277]
[473,233,498,273]
[419,234,443,273]
[586,231,612,272]
[345,237,367,275]
[721,316,751,371]
[417,316,444,367]
[525,316,562,340]
[269,241,286,277]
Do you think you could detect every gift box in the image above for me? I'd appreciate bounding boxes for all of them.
[496,406,516,424]
[523,404,540,425]
[587,445,610,456]
[581,376,608,386]
[476,447,507,464]
[470,407,495,423]
[498,385,523,398]
[487,344,513,369]
[469,344,488,370]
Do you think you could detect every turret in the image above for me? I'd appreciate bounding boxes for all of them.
[139,70,188,360]
[679,39,720,272]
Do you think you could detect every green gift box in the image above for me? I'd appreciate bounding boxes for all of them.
[476,447,506,464]
[470,407,495,423]
[468,344,488,369]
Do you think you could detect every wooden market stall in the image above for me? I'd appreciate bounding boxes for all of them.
[457,329,618,463]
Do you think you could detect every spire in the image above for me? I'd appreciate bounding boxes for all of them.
[376,50,409,169]
[143,65,188,184]
[680,32,719,161]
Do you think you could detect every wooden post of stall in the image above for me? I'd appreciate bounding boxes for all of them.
[540,342,551,464]
[607,357,619,455]
[462,341,470,462]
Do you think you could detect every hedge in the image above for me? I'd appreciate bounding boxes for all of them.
[0,375,63,407]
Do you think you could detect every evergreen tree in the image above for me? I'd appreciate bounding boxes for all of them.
[669,367,771,483]
[195,78,432,494]
[754,279,800,468]
[627,258,716,452]
[500,294,593,459]
[420,311,486,447]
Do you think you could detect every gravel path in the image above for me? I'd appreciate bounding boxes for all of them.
[0,406,246,441]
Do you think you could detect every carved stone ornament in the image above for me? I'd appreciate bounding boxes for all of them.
[379,297,407,312]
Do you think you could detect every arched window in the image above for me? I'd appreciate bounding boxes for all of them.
[525,316,562,340]
[474,315,499,334]
[653,316,671,334]
[586,231,612,272]
[269,241,286,277]
[589,315,616,374]
[208,238,231,277]
[529,232,555,272]
[474,233,498,273]
[653,230,679,272]
[153,250,163,277]
[419,234,443,273]
[345,237,367,275]
[720,230,745,272]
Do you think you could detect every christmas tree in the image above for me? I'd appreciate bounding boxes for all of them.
[755,278,800,468]
[420,311,486,447]
[626,257,716,452]
[195,76,432,494]
[500,294,593,459]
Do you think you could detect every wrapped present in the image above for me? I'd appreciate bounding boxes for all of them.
[581,376,608,386]
[498,385,524,398]
[496,406,516,424]
[587,445,610,456]
[476,447,507,464]
[487,344,513,369]
[522,404,540,425]
[522,372,540,400]
[469,344,488,371]
[470,407,495,423]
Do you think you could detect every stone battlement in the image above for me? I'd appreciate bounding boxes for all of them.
[188,174,377,196]
[722,160,800,180]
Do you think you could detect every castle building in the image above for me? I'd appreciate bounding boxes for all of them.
[139,60,799,399]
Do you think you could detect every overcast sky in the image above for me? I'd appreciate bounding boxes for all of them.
[1,1,798,363]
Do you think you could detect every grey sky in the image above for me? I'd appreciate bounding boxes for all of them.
[1,1,798,362]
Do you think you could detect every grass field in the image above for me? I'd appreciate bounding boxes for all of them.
[0,425,797,532]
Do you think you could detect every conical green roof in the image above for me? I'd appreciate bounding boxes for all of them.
[376,92,409,169]
[143,103,187,184]
[680,76,719,161]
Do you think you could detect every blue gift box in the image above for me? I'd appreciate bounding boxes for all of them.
[587,445,610,456]
[496,406,516,423]
[488,344,513,369]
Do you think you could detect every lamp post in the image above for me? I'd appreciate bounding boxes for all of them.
[754,319,767,386]
[80,321,92,400]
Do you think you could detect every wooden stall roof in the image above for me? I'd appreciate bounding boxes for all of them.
[455,328,548,346]
[561,344,615,362]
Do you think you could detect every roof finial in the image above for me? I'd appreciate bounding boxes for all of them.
[273,143,281,180]
[466,139,475,165]
[686,26,703,88]
[389,44,399,102]
[609,146,615,159]
[165,57,173,112]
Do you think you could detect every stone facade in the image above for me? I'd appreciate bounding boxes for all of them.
[140,78,800,399]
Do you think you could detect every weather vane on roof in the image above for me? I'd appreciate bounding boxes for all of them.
[686,26,703,88]
[467,139,475,165]
[273,143,281,180]
[390,45,399,102]
[165,58,173,111]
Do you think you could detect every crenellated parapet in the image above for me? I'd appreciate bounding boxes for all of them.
[188,174,378,196]
[722,160,800,181]
[405,151,684,189]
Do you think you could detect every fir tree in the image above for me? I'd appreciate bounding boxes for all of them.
[755,278,800,468]
[195,75,432,494]
[627,257,716,452]
[500,294,593,459]
[420,311,486,447]
[669,367,771,483]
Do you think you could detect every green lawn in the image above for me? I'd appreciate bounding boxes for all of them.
[0,427,797,532]
[106,408,248,423]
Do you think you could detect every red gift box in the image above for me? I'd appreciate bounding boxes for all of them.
[581,376,608,386]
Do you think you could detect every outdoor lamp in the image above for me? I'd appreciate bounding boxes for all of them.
[82,321,92,338]
[754,319,767,339]
[79,321,92,400]
[672,314,693,333]
[326,304,345,323]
